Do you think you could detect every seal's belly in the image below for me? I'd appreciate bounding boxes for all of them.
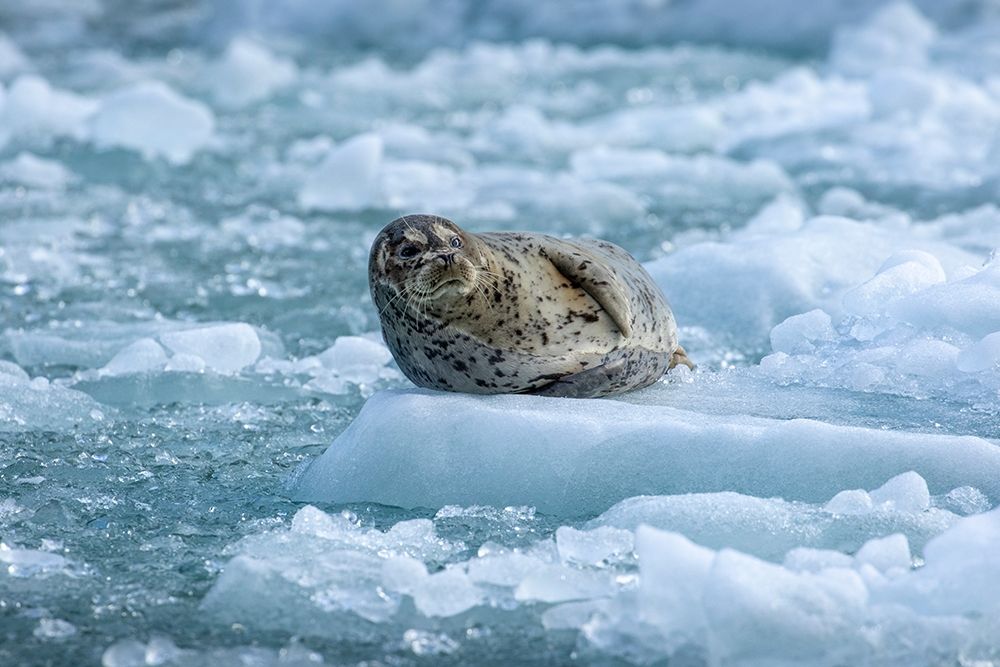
[383,316,603,394]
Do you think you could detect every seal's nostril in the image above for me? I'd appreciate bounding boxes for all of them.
[438,253,456,266]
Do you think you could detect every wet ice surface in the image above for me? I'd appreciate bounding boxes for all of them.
[2,1,1000,665]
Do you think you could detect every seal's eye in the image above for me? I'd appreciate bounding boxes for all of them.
[450,236,463,249]
[399,245,420,259]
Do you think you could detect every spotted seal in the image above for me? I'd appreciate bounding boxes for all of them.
[368,214,692,398]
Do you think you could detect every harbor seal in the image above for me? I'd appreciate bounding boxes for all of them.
[368,214,692,398]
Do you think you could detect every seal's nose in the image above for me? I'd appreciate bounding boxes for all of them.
[437,253,456,266]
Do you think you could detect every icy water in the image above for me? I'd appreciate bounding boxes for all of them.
[2,2,1000,665]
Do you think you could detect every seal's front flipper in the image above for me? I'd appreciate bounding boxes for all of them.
[531,359,626,398]
[539,240,633,339]
[669,344,695,370]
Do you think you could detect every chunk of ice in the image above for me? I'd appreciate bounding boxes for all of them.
[99,338,168,376]
[769,309,837,354]
[298,133,383,211]
[159,323,261,374]
[293,390,1000,515]
[556,526,634,566]
[88,81,215,164]
[853,533,910,573]
[0,152,75,189]
[205,37,297,107]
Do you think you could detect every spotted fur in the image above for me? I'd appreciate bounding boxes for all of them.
[368,214,688,398]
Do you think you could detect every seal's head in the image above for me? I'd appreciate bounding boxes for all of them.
[369,215,487,308]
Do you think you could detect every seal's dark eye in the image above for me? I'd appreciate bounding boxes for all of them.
[399,245,420,259]
[450,236,463,249]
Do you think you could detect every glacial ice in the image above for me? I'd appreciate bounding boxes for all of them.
[298,133,384,211]
[0,152,76,189]
[88,81,215,164]
[204,37,297,108]
[4,1,1000,664]
[646,211,981,356]
[292,389,1000,515]
[0,361,107,432]
[203,500,1000,663]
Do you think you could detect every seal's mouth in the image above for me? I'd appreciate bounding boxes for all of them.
[430,277,466,297]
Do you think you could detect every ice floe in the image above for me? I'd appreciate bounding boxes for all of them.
[291,389,1000,515]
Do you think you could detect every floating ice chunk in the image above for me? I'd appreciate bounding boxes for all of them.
[703,549,869,664]
[595,484,953,561]
[0,152,75,189]
[769,309,837,354]
[635,527,713,646]
[842,250,946,316]
[293,390,1000,515]
[556,526,633,566]
[938,486,991,516]
[382,159,471,210]
[827,472,930,516]
[645,215,976,353]
[33,618,77,640]
[0,359,28,381]
[403,629,459,657]
[0,364,108,432]
[263,335,401,396]
[783,547,853,572]
[854,534,910,573]
[830,3,937,76]
[743,194,807,234]
[205,37,297,107]
[923,205,1000,255]
[298,133,383,211]
[467,551,546,587]
[955,331,1000,373]
[586,105,724,153]
[380,555,427,594]
[570,146,792,201]
[515,564,615,603]
[825,490,874,515]
[817,187,898,219]
[316,335,393,371]
[879,507,1000,616]
[0,75,95,143]
[0,542,72,577]
[88,81,215,164]
[101,638,147,667]
[102,635,318,667]
[888,261,1000,340]
[159,323,261,374]
[99,338,168,376]
[720,68,870,149]
[869,471,930,513]
[163,353,206,373]
[412,567,482,617]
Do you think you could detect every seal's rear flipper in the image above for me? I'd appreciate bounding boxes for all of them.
[530,359,626,398]
[669,345,695,370]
